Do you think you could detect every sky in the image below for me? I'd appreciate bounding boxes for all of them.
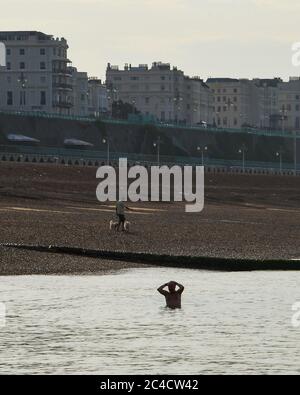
[1,0,300,81]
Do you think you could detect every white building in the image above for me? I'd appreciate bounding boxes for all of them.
[88,78,109,117]
[207,78,262,129]
[0,31,75,115]
[276,77,300,131]
[106,62,212,125]
[69,66,89,117]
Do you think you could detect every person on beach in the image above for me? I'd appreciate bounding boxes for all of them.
[157,281,185,309]
[116,200,131,231]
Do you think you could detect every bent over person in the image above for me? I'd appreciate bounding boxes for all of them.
[157,281,185,309]
[116,200,131,231]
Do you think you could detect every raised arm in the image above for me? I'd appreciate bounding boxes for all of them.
[175,282,185,294]
[157,283,169,296]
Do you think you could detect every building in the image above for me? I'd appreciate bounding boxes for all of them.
[253,78,282,130]
[276,77,300,131]
[207,78,262,129]
[0,31,74,115]
[69,66,89,117]
[106,61,212,125]
[88,78,109,117]
[184,76,214,126]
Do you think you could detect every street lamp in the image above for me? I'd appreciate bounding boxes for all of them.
[153,136,161,166]
[18,72,27,111]
[276,149,283,174]
[238,144,247,173]
[197,146,208,166]
[174,96,183,125]
[279,109,288,133]
[294,130,298,176]
[102,137,110,165]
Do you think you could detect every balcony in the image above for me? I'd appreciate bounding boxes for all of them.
[52,68,72,76]
[52,100,73,109]
[53,83,73,91]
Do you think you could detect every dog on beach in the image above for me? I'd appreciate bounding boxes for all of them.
[109,220,130,231]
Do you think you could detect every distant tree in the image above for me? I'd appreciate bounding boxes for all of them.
[112,100,140,120]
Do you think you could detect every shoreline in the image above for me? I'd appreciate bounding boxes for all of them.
[2,244,300,275]
[0,246,144,276]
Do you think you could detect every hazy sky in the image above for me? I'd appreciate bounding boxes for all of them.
[1,0,300,81]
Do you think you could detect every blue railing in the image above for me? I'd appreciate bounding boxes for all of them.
[0,110,300,139]
[1,144,299,171]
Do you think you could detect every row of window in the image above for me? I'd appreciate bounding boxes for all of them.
[213,105,239,112]
[6,91,47,106]
[6,47,66,57]
[215,96,238,103]
[6,62,47,71]
[6,48,46,56]
[113,76,175,82]
[212,88,239,94]
[6,75,48,84]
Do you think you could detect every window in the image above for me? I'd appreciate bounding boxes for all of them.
[6,48,11,56]
[19,48,25,55]
[7,91,13,106]
[40,91,46,106]
[145,97,150,105]
[20,62,25,70]
[81,94,85,102]
[40,62,46,70]
[40,48,46,55]
[7,62,11,70]
[296,104,300,111]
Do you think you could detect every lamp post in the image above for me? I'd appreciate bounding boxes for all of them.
[197,145,208,166]
[294,130,297,176]
[102,137,110,165]
[18,72,27,111]
[280,109,288,133]
[276,149,283,174]
[174,96,183,125]
[153,136,161,166]
[238,144,246,173]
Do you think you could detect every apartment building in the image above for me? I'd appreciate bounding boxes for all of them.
[184,76,214,125]
[276,77,300,131]
[207,78,262,129]
[106,62,212,125]
[0,31,74,114]
[69,66,89,117]
[88,78,109,117]
[0,30,109,118]
[253,78,282,130]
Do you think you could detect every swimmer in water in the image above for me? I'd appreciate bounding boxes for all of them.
[157,281,184,309]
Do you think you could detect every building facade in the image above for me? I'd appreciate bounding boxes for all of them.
[0,31,75,114]
[0,31,109,118]
[207,78,262,129]
[88,78,109,117]
[106,62,212,125]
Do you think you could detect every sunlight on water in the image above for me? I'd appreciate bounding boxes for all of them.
[0,268,300,375]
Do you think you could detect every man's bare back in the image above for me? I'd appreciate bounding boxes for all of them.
[157,281,184,309]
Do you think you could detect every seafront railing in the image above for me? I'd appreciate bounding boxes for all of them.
[0,144,299,176]
[1,110,300,139]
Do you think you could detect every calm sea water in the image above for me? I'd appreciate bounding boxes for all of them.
[0,267,300,375]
